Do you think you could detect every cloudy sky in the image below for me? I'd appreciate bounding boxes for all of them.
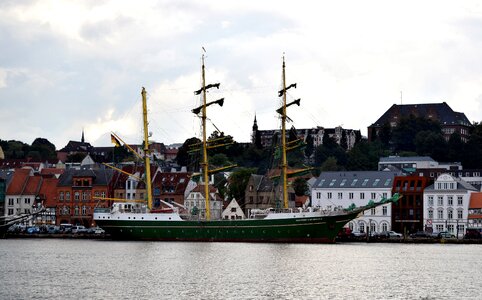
[1,0,482,150]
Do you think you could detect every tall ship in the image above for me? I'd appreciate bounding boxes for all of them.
[93,55,400,243]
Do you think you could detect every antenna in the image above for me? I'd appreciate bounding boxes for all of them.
[400,91,403,105]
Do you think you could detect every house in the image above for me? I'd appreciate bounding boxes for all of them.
[391,175,431,233]
[56,168,114,227]
[152,170,191,208]
[311,171,401,234]
[252,116,360,150]
[244,174,277,214]
[368,102,472,142]
[222,198,246,220]
[4,168,36,218]
[184,184,223,220]
[423,173,477,237]
[467,193,482,231]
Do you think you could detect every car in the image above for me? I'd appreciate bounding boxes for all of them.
[381,231,402,238]
[464,229,481,239]
[438,231,455,239]
[47,225,61,234]
[94,227,105,234]
[410,231,432,238]
[351,231,366,237]
[72,225,88,234]
[26,226,40,234]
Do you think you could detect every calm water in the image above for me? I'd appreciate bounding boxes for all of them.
[0,239,481,299]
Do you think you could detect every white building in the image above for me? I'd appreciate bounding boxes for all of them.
[222,198,246,220]
[423,173,477,237]
[311,171,401,234]
[184,184,223,220]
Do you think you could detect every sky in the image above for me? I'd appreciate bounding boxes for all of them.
[2,0,482,150]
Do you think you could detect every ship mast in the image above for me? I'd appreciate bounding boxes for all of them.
[201,55,211,220]
[141,87,153,210]
[281,58,289,209]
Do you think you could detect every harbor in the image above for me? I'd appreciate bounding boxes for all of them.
[1,239,481,299]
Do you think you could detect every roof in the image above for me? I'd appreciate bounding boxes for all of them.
[23,176,42,195]
[370,102,472,127]
[40,168,65,177]
[152,172,191,194]
[469,193,482,209]
[59,140,93,152]
[6,168,32,194]
[39,177,59,207]
[379,156,435,163]
[313,171,401,189]
[57,168,114,186]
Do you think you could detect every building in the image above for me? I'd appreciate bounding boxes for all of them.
[4,168,37,218]
[252,116,360,150]
[311,171,401,234]
[222,198,246,220]
[152,170,192,207]
[244,174,276,214]
[467,193,482,231]
[423,173,477,237]
[391,175,431,234]
[368,102,472,142]
[56,168,114,226]
[184,184,223,220]
[379,156,440,172]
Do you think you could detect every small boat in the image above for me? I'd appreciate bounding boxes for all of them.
[93,55,400,243]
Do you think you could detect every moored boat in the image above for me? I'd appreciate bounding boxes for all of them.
[94,55,401,243]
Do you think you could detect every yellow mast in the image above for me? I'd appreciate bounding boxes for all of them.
[201,55,211,220]
[281,57,289,209]
[141,87,153,211]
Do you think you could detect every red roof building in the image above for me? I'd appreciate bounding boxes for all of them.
[468,193,482,230]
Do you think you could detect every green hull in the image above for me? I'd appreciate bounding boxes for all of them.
[94,211,360,243]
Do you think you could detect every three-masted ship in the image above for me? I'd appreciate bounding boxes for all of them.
[93,56,400,243]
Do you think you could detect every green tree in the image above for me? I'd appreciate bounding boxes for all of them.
[176,137,202,171]
[414,131,447,161]
[346,140,388,171]
[30,138,57,160]
[292,177,309,196]
[320,156,341,171]
[227,167,256,207]
[304,133,314,158]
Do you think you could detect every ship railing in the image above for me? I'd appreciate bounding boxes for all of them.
[94,208,110,213]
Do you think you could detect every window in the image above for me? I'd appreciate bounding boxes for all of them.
[101,192,106,198]
[59,192,64,201]
[428,209,433,219]
[8,209,13,215]
[362,179,369,186]
[316,192,321,199]
[25,198,30,204]
[457,196,463,206]
[447,196,453,206]
[382,223,388,232]
[437,196,443,206]
[382,206,387,216]
[231,207,237,212]
[82,192,88,201]
[373,179,380,186]
[382,193,388,199]
[24,209,30,214]
[82,206,87,215]
[457,210,463,219]
[351,179,358,186]
[66,192,70,201]
[384,179,392,186]
[340,179,347,186]
[349,193,354,200]
[338,193,342,199]
[428,196,434,206]
[437,210,443,219]
[370,222,376,232]
[447,224,454,233]
[359,223,365,233]
[360,193,365,200]
[371,193,376,200]
[371,208,376,215]
[74,192,79,201]
[448,210,453,219]
[329,179,336,186]
[436,224,444,232]
[8,198,13,206]
[457,224,464,234]
[327,192,332,199]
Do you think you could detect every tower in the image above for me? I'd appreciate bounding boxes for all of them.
[81,128,85,143]
[251,114,258,144]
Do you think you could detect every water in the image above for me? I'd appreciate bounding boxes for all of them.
[0,239,481,299]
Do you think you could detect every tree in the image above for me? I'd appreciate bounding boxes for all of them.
[292,177,309,196]
[414,131,447,162]
[391,115,441,153]
[30,138,56,160]
[346,140,388,171]
[227,167,256,207]
[320,156,341,171]
[340,130,348,150]
[378,122,392,149]
[176,137,202,171]
[304,133,314,158]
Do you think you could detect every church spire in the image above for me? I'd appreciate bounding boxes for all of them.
[81,128,85,143]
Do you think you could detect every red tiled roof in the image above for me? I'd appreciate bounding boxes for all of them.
[23,176,42,195]
[469,193,482,209]
[6,168,32,194]
[192,184,217,193]
[39,177,59,207]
